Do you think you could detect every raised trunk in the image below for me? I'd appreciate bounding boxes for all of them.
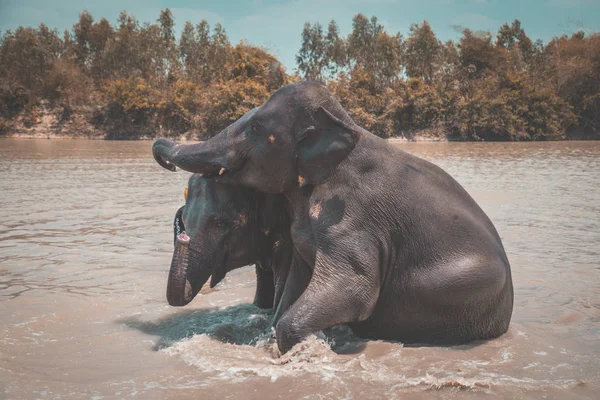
[152,136,230,175]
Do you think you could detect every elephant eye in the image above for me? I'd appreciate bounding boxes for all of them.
[216,221,228,230]
[211,216,228,229]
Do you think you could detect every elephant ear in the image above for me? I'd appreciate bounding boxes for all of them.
[296,107,359,186]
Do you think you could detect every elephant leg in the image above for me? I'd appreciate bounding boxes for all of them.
[271,250,312,326]
[275,244,380,354]
[253,262,275,309]
[271,237,295,314]
[272,265,289,314]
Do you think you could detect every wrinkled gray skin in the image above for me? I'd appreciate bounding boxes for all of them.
[154,81,514,354]
[167,174,292,310]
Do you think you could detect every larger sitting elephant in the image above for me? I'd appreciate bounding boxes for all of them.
[153,81,514,354]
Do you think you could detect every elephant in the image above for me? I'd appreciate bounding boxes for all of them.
[153,81,514,354]
[167,173,293,310]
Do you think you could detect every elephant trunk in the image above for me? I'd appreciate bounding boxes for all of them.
[167,208,212,307]
[166,233,194,306]
[166,234,213,306]
[152,136,230,175]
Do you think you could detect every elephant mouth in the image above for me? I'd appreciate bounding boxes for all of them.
[173,206,185,245]
[194,163,227,178]
[197,158,245,180]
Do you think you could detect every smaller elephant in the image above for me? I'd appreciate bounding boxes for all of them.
[167,174,292,309]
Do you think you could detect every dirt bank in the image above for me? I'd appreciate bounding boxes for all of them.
[2,104,596,141]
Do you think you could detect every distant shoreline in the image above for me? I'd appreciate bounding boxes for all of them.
[2,132,598,142]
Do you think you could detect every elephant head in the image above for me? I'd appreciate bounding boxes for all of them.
[166,174,290,306]
[153,81,361,193]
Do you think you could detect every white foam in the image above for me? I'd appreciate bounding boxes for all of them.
[157,306,589,394]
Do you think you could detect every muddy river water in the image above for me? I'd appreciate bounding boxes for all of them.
[1,139,598,399]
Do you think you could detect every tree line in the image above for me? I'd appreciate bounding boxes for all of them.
[1,10,598,140]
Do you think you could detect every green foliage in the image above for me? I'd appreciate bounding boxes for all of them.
[157,81,201,133]
[296,22,328,81]
[298,16,596,140]
[329,68,396,136]
[0,85,31,119]
[43,58,90,105]
[103,78,155,112]
[404,22,442,84]
[347,15,403,89]
[198,43,292,135]
[445,74,574,140]
[0,11,597,140]
[393,79,444,135]
[0,10,295,138]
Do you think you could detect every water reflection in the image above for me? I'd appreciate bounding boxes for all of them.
[121,304,273,350]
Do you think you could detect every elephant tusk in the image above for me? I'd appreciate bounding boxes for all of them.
[219,167,227,176]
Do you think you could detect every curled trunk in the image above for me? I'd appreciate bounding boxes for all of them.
[152,137,229,175]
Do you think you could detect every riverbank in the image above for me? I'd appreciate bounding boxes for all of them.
[5,130,599,141]
[1,105,597,141]
[1,132,448,142]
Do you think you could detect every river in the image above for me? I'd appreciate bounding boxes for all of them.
[1,139,598,399]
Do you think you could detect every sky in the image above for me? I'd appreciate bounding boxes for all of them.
[1,0,599,71]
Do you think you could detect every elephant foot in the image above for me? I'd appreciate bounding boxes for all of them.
[275,315,308,354]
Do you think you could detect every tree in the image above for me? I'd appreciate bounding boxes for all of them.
[545,32,600,136]
[496,19,533,71]
[73,11,93,67]
[404,21,441,83]
[324,20,347,79]
[157,9,179,83]
[179,21,197,78]
[208,23,232,81]
[0,25,61,91]
[347,14,380,71]
[296,20,349,82]
[87,18,113,82]
[346,14,402,88]
[458,28,507,77]
[497,19,532,53]
[296,22,327,81]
